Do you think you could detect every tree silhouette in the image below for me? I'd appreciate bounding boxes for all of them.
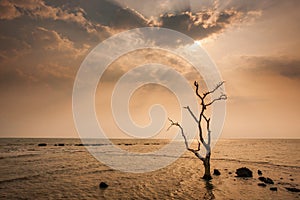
[168,81,227,180]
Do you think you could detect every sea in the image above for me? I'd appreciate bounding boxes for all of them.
[0,138,299,200]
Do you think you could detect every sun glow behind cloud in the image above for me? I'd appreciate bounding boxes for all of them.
[0,0,300,138]
[195,40,202,46]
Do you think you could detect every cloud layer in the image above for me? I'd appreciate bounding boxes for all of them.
[1,0,300,138]
[242,56,300,79]
[0,0,262,89]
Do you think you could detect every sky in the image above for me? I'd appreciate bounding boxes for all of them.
[0,0,299,138]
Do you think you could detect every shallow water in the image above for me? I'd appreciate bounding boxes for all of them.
[0,138,299,199]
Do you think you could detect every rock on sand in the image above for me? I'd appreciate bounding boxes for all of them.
[236,167,253,177]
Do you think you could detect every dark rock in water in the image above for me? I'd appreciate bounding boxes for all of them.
[258,177,274,184]
[257,170,262,176]
[270,187,277,191]
[90,144,102,146]
[285,187,300,192]
[257,183,267,187]
[38,143,47,146]
[236,167,253,177]
[99,182,108,189]
[258,177,264,182]
[213,169,221,176]
[58,143,65,146]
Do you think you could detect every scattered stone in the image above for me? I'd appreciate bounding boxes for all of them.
[228,172,232,175]
[270,187,277,191]
[99,182,108,189]
[258,177,274,184]
[142,142,160,145]
[290,178,294,181]
[90,144,102,146]
[285,187,300,192]
[236,167,253,177]
[257,170,262,176]
[213,169,221,176]
[280,177,283,180]
[257,183,267,187]
[38,143,47,146]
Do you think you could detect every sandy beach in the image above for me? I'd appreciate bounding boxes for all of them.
[0,138,299,199]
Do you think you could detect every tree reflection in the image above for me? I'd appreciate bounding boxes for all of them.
[203,180,215,200]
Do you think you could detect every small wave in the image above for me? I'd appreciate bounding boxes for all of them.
[213,157,300,169]
[0,153,40,160]
[85,169,115,174]
[0,174,40,184]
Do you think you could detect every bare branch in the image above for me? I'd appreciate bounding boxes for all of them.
[195,152,205,161]
[169,80,227,180]
[168,118,204,159]
[203,115,211,146]
[194,81,203,100]
[205,94,227,107]
[167,118,177,131]
[203,81,225,99]
[197,140,201,151]
[183,106,199,124]
[167,118,189,150]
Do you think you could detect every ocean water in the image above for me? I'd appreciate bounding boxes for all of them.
[0,138,299,199]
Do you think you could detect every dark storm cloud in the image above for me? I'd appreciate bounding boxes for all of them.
[0,0,98,33]
[112,0,191,19]
[7,0,255,40]
[0,0,259,46]
[107,7,149,29]
[0,0,152,54]
[0,0,265,89]
[0,0,150,47]
[159,10,240,40]
[43,0,149,30]
[111,0,268,37]
[242,56,300,79]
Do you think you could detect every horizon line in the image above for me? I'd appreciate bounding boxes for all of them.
[0,137,299,140]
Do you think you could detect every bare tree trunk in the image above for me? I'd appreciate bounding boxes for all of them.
[168,81,226,182]
[202,154,212,180]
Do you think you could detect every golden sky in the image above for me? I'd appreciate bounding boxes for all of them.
[0,0,299,138]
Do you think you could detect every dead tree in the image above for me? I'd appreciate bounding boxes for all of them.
[168,81,227,180]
